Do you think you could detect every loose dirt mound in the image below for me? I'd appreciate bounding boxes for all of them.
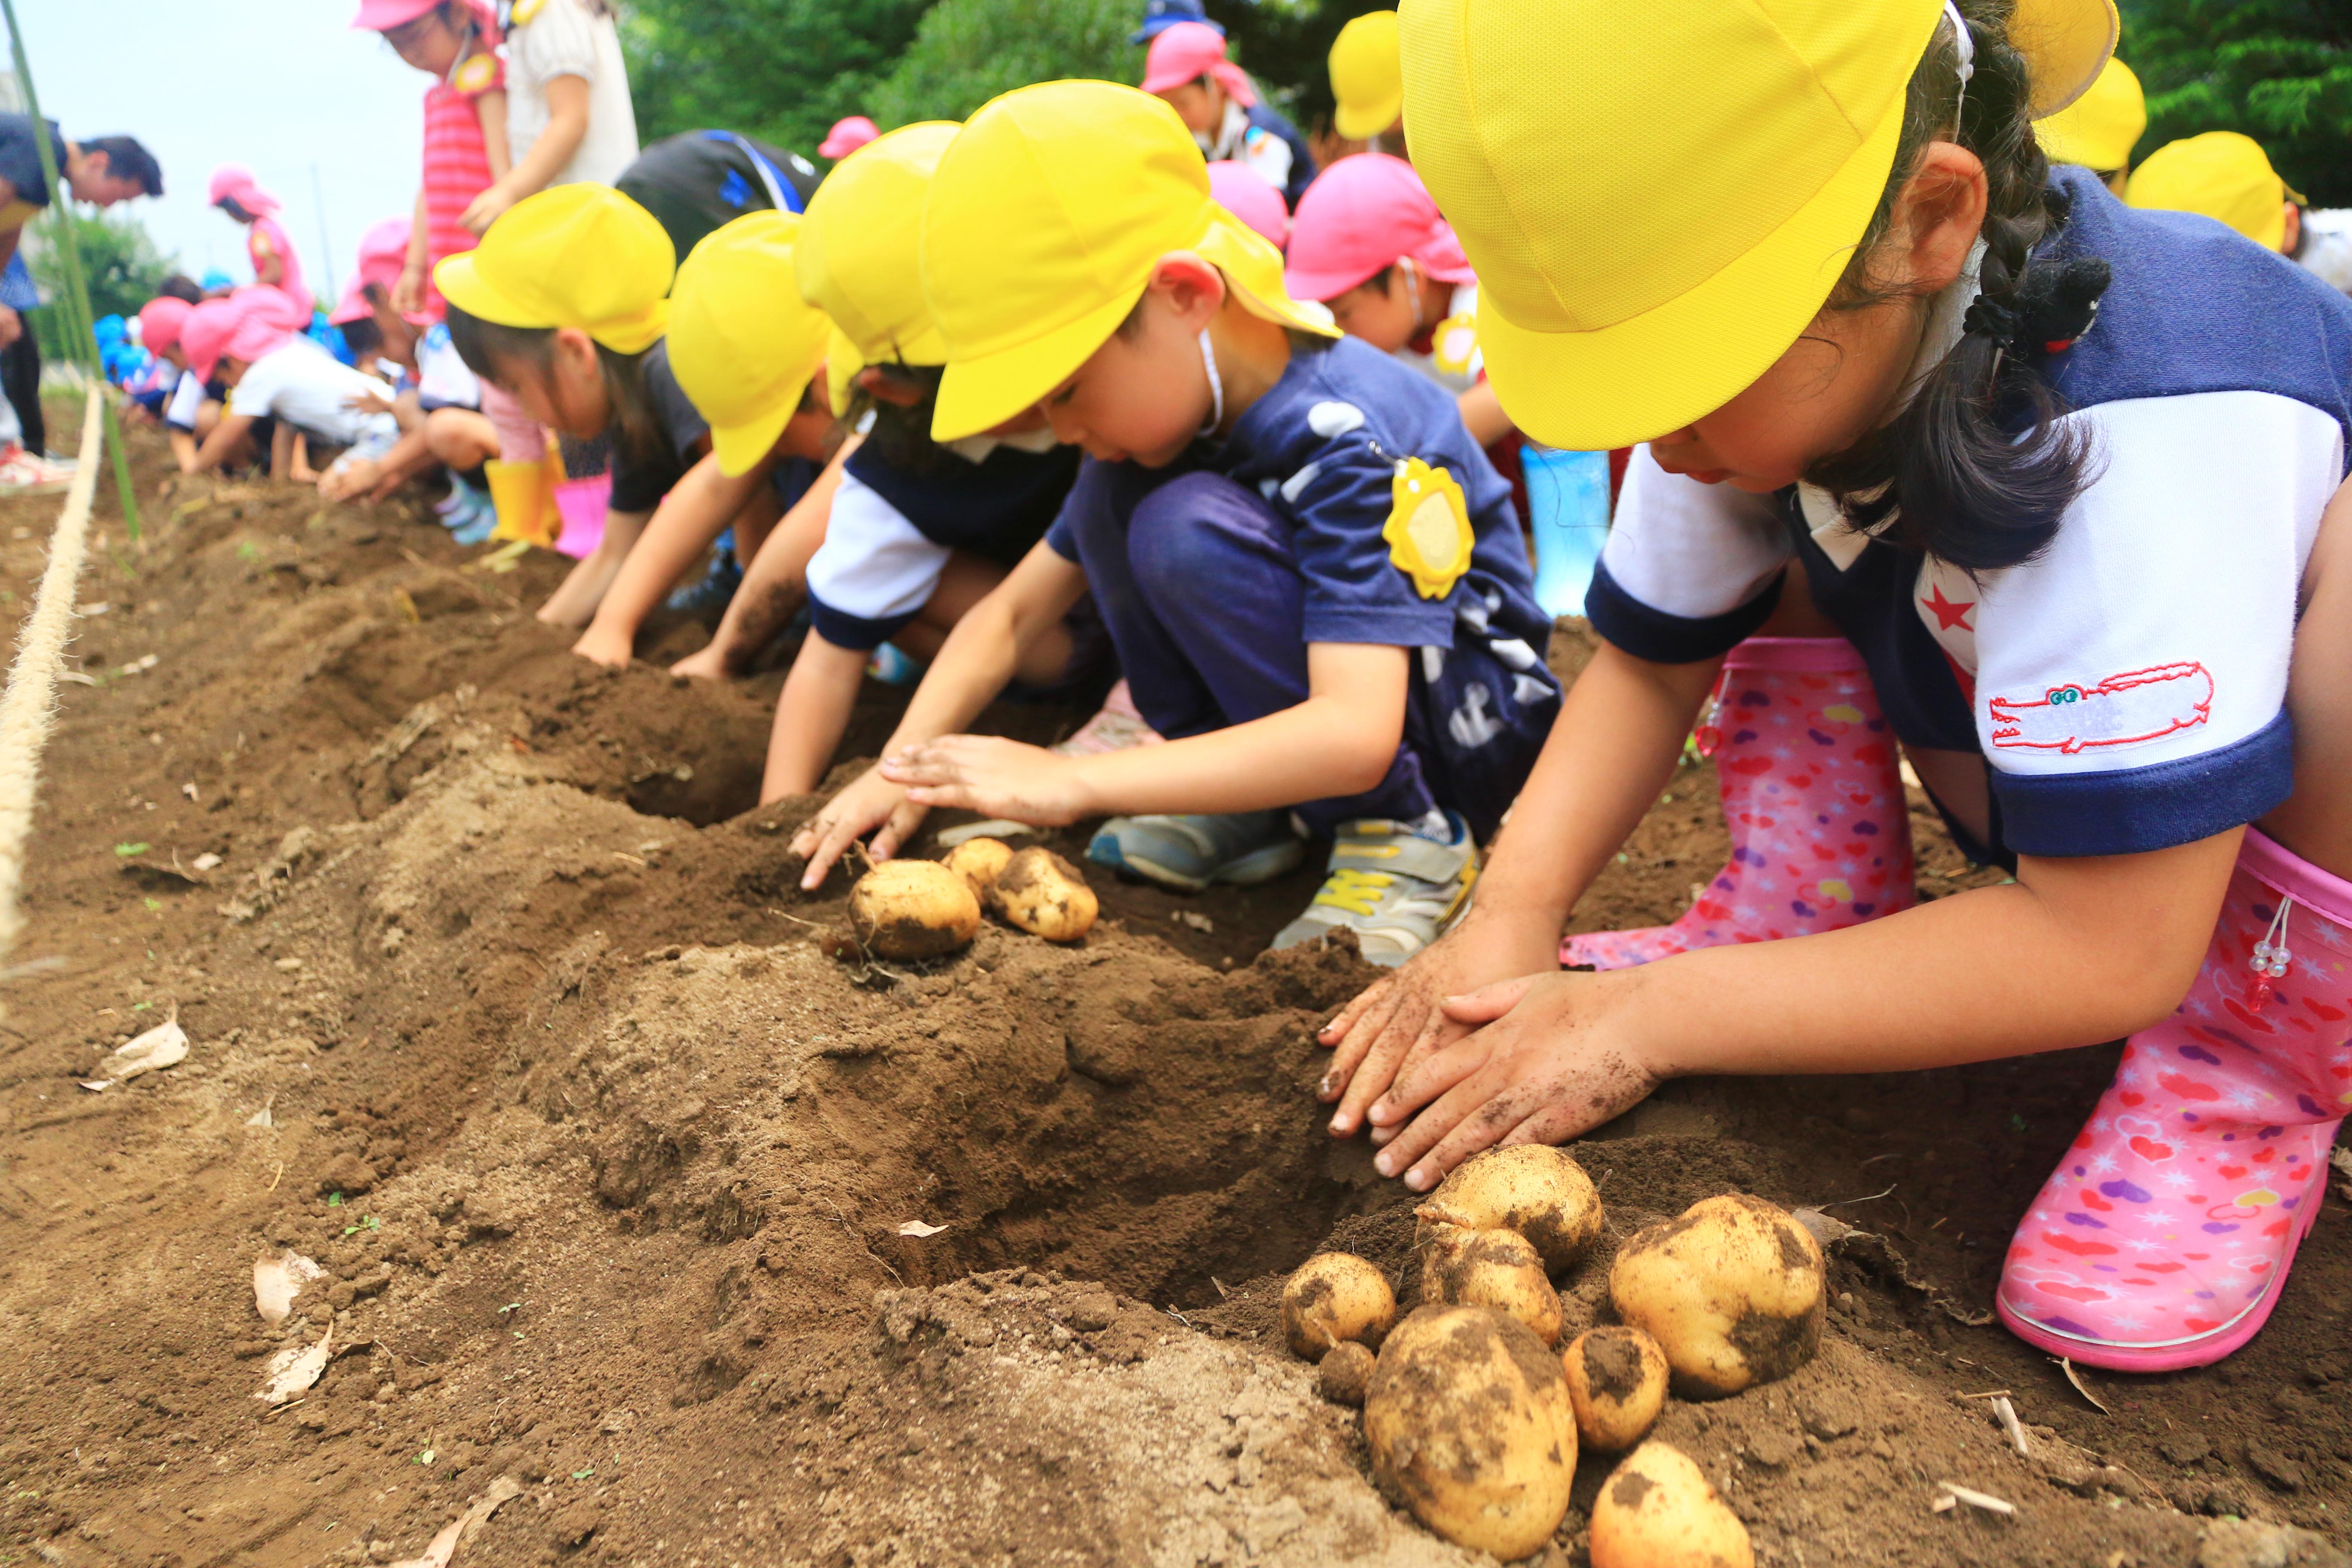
[0,413,2345,1567]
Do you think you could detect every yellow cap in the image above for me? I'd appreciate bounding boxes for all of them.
[434,184,674,355]
[1329,10,1403,142]
[1402,0,2118,450]
[2036,56,2145,174]
[668,212,833,478]
[794,121,961,416]
[921,80,1338,443]
[2128,131,2300,253]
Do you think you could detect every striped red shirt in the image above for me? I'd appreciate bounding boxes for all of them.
[419,48,504,321]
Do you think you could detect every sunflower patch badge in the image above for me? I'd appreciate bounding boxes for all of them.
[1430,308,1481,380]
[452,52,500,93]
[1384,458,1474,600]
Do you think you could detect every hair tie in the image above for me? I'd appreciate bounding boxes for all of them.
[1963,257,2113,359]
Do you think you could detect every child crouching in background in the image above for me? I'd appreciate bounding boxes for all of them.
[794,84,1559,965]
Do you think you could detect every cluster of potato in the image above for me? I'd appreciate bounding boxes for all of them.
[1279,1149,1825,1564]
[844,839,1098,959]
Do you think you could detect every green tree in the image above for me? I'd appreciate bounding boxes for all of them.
[22,208,178,362]
[622,0,936,159]
[865,0,1136,127]
[2121,0,2352,206]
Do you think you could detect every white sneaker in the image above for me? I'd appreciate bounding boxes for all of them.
[0,446,73,497]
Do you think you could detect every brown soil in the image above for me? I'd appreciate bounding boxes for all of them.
[1,409,2346,1568]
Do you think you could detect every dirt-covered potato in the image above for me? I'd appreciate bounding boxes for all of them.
[846,860,982,959]
[941,837,1014,906]
[1418,1216,1564,1346]
[1364,1304,1577,1561]
[994,847,1099,942]
[1317,1340,1375,1406]
[1562,1326,1670,1453]
[1589,1440,1754,1568]
[1281,1253,1396,1360]
[1609,1194,1825,1399]
[1414,1145,1604,1276]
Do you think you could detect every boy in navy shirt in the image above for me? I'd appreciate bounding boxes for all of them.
[793,83,1558,966]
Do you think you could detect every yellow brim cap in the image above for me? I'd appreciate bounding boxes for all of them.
[2015,0,2122,118]
[931,208,1335,442]
[1476,92,1905,453]
[432,248,670,355]
[1334,91,1403,142]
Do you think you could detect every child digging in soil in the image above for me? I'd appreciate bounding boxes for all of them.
[684,122,1094,801]
[1321,0,2352,1375]
[793,83,1560,966]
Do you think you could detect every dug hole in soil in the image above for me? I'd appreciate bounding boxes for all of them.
[1,406,2347,1568]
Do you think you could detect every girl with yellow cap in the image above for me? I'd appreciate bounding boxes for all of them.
[1320,0,2352,1377]
[436,184,827,638]
[792,82,1561,968]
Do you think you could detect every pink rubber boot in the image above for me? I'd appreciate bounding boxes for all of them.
[552,471,612,561]
[1565,637,1916,969]
[1997,828,2352,1372]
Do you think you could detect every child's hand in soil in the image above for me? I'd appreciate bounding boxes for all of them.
[668,643,735,682]
[1318,909,1567,1142]
[880,736,1095,826]
[791,768,930,891]
[572,625,634,669]
[1361,969,1666,1192]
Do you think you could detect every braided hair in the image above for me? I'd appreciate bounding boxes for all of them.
[1804,0,2113,573]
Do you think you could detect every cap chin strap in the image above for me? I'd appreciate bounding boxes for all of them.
[1943,0,1975,131]
[1197,328,1225,438]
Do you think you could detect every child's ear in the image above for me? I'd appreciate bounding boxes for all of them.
[855,366,926,408]
[1149,253,1227,329]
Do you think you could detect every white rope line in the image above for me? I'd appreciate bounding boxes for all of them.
[0,381,105,966]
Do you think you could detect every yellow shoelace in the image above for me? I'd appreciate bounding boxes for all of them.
[1313,867,1396,916]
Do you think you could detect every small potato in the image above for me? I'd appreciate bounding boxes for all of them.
[1415,1145,1604,1276]
[1282,1253,1396,1360]
[942,837,1014,906]
[1609,1194,1825,1399]
[1317,1340,1375,1406]
[1562,1326,1670,1453]
[1365,1305,1577,1561]
[1589,1440,1754,1568]
[847,860,981,959]
[994,847,1099,942]
[1418,1217,1563,1346]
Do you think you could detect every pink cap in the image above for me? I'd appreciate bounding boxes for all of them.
[138,296,194,358]
[208,162,283,219]
[1207,161,1288,250]
[184,288,307,382]
[819,116,880,160]
[329,216,418,324]
[1140,22,1255,107]
[351,0,497,42]
[179,298,240,383]
[1283,153,1475,302]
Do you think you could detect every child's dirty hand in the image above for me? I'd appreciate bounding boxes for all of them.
[1363,970,1663,1194]
[881,736,1093,826]
[791,768,928,891]
[572,625,634,669]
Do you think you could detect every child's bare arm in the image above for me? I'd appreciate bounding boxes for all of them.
[679,436,858,679]
[287,433,319,484]
[762,637,871,801]
[190,412,256,475]
[463,78,580,233]
[395,188,432,316]
[573,451,772,667]
[169,429,200,473]
[791,543,1090,885]
[476,89,512,181]
[1456,381,1514,446]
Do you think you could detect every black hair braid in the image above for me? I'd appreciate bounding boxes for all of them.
[1804,0,2111,574]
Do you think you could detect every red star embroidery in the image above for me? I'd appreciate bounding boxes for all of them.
[1922,582,1975,632]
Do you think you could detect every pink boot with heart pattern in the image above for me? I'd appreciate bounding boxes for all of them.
[1997,828,2352,1371]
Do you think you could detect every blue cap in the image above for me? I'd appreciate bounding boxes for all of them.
[201,268,233,291]
[1131,0,1222,44]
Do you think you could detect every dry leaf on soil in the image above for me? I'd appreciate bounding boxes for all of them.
[255,1326,332,1404]
[252,1251,325,1325]
[389,1475,524,1568]
[2057,1356,2112,1414]
[896,1220,948,1238]
[80,1017,188,1091]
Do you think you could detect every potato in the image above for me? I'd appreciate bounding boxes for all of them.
[1281,1252,1396,1360]
[941,836,1014,906]
[1317,1339,1375,1406]
[1562,1326,1670,1453]
[1609,1194,1825,1399]
[1414,1145,1604,1276]
[994,847,1099,942]
[1589,1440,1754,1568]
[1418,1216,1564,1346]
[846,860,981,959]
[1364,1305,1577,1561]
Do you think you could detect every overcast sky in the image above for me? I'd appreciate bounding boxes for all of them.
[16,0,435,296]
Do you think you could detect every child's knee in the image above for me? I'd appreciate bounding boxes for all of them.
[1127,472,1281,600]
